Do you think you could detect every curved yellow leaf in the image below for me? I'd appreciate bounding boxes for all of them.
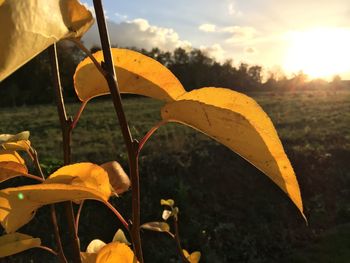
[0,184,108,233]
[188,251,201,263]
[1,140,31,152]
[0,0,93,81]
[81,252,97,263]
[161,87,304,217]
[0,150,25,164]
[101,161,130,195]
[86,239,107,254]
[74,48,185,102]
[0,232,41,258]
[96,242,138,263]
[45,163,112,200]
[0,131,30,143]
[0,161,28,183]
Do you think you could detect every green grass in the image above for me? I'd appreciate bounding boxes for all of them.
[0,90,349,262]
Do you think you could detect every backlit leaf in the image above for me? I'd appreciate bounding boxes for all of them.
[0,232,41,258]
[81,252,97,263]
[160,199,174,207]
[162,210,172,221]
[0,0,93,81]
[0,151,25,164]
[161,87,304,217]
[141,222,170,233]
[101,161,130,195]
[74,48,185,102]
[44,163,112,200]
[112,229,131,245]
[0,184,108,233]
[188,251,201,263]
[96,242,138,263]
[0,131,29,143]
[86,239,106,254]
[0,161,28,183]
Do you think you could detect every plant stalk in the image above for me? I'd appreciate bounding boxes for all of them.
[49,44,82,263]
[92,1,143,261]
[173,217,189,263]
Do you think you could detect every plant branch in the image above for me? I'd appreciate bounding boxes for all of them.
[38,246,59,256]
[49,44,81,263]
[173,217,190,263]
[30,146,67,263]
[138,120,168,154]
[71,101,87,129]
[92,1,143,262]
[103,201,129,230]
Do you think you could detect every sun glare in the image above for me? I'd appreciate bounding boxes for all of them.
[284,28,350,79]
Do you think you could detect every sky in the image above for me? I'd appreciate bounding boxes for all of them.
[81,0,350,80]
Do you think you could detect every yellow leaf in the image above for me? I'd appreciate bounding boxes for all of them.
[86,239,106,254]
[183,249,190,258]
[0,131,30,143]
[1,140,31,152]
[0,0,93,81]
[74,48,185,102]
[0,184,108,233]
[44,163,112,200]
[96,242,138,263]
[81,252,97,263]
[160,198,175,207]
[112,229,131,245]
[0,232,41,258]
[101,161,130,195]
[188,251,201,263]
[161,87,304,217]
[140,222,170,233]
[0,150,25,164]
[0,161,28,183]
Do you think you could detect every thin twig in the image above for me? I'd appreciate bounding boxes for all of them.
[49,44,82,263]
[138,120,168,154]
[70,38,105,76]
[71,101,87,129]
[92,1,143,262]
[23,173,44,182]
[38,246,59,256]
[30,146,67,263]
[75,200,84,235]
[103,200,129,230]
[173,217,190,263]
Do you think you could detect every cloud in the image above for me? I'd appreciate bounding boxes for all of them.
[114,12,128,21]
[244,47,257,54]
[199,23,216,32]
[227,1,243,16]
[82,18,191,51]
[200,44,225,62]
[223,26,257,43]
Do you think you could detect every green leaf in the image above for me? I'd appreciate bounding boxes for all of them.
[141,221,170,233]
[161,87,304,218]
[74,48,186,102]
[0,232,41,258]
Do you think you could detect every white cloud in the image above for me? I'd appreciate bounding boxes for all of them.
[82,18,191,51]
[199,23,216,32]
[223,26,257,43]
[227,1,243,16]
[114,12,128,21]
[200,44,225,62]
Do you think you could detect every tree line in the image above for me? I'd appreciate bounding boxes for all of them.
[0,42,345,107]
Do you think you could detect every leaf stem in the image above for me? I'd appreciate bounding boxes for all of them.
[71,101,87,129]
[92,1,143,262]
[49,44,81,263]
[173,217,190,263]
[75,200,84,236]
[138,120,168,154]
[38,245,59,256]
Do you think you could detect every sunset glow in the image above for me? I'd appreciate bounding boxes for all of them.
[284,28,350,79]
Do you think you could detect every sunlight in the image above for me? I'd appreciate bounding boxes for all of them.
[284,28,350,79]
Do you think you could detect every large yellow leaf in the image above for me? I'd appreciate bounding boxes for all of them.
[0,161,28,184]
[0,184,108,233]
[81,252,97,263]
[74,48,186,102]
[0,150,25,164]
[0,0,94,81]
[161,87,304,217]
[0,232,41,258]
[44,163,112,200]
[96,242,137,263]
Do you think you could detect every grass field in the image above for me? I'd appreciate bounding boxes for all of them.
[1,89,349,262]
